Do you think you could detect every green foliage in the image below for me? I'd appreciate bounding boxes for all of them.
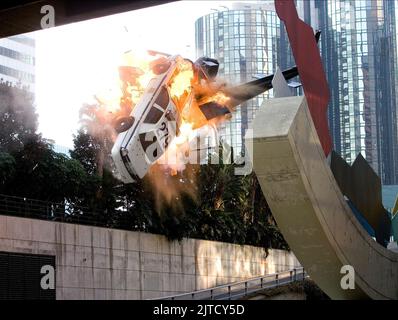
[70,130,99,175]
[0,84,92,205]
[0,84,38,153]
[74,103,116,177]
[191,162,289,250]
[0,152,16,191]
[120,160,290,250]
[6,138,89,203]
[0,83,288,250]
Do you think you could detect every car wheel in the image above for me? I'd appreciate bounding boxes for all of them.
[114,116,135,133]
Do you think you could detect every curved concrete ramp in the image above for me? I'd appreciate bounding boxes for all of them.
[246,96,398,299]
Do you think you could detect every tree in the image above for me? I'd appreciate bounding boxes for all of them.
[111,178,156,231]
[70,130,101,175]
[76,103,116,177]
[70,102,120,220]
[0,152,16,193]
[6,138,90,204]
[68,97,289,249]
[71,129,117,219]
[0,83,38,153]
[180,144,289,250]
[0,82,93,205]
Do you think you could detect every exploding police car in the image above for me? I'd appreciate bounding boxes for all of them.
[112,55,185,182]
[111,52,301,183]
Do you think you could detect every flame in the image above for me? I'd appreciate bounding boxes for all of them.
[209,91,231,106]
[169,60,194,99]
[92,50,158,118]
[173,122,195,145]
[157,121,195,175]
[95,88,123,112]
[121,50,156,103]
[98,51,234,178]
[94,50,239,211]
[122,51,153,79]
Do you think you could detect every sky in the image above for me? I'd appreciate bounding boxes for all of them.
[34,0,249,148]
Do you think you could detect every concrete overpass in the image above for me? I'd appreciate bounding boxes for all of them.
[0,0,176,38]
[246,96,398,299]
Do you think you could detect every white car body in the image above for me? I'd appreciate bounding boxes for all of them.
[112,55,187,182]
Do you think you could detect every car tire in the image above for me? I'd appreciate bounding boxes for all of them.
[114,116,135,133]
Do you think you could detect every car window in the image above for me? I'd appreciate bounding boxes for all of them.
[154,86,169,110]
[143,86,170,124]
[144,107,163,124]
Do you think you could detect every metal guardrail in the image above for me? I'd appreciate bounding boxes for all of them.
[154,267,307,300]
[0,193,134,230]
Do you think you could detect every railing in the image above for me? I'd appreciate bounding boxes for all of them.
[154,267,307,300]
[0,193,135,230]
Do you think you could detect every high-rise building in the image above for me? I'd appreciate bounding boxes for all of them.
[195,2,290,155]
[195,1,398,184]
[0,34,35,93]
[297,0,398,184]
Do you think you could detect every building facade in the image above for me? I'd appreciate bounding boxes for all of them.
[0,34,35,93]
[297,0,398,184]
[195,2,290,155]
[196,0,398,184]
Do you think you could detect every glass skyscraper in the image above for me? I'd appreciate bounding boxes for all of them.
[195,0,398,184]
[298,0,398,184]
[195,2,289,155]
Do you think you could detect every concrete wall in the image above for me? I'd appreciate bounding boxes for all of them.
[0,214,300,300]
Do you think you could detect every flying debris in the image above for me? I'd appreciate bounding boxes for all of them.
[111,32,321,182]
[111,54,297,182]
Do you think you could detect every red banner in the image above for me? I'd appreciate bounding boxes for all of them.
[275,0,332,156]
